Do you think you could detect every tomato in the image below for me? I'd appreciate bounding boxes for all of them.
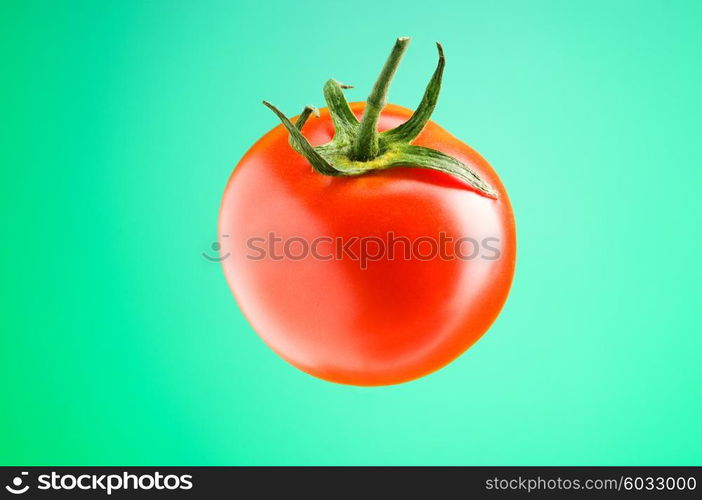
[219,39,515,385]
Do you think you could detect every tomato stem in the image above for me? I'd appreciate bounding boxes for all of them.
[350,37,410,161]
[262,38,498,198]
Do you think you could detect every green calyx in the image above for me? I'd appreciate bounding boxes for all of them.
[263,37,497,198]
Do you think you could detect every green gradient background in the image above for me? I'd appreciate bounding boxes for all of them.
[2,0,701,465]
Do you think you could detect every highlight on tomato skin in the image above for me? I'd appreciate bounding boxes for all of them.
[218,38,516,386]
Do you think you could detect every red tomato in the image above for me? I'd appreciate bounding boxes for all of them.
[219,101,516,386]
